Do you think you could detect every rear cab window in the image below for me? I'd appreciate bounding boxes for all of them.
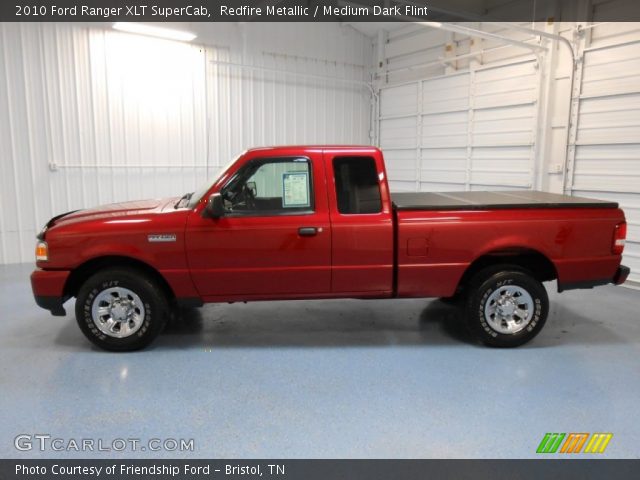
[333,156,382,214]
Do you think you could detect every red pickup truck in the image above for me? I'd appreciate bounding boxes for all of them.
[31,146,629,351]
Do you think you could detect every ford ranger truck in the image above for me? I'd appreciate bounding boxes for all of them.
[31,146,630,351]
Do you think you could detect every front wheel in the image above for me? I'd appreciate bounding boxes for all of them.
[75,268,169,351]
[465,267,549,347]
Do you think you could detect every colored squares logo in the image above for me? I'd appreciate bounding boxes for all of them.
[584,433,613,454]
[537,433,565,453]
[560,433,589,453]
[537,433,612,454]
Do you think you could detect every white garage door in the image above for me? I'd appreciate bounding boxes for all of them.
[567,39,640,284]
[379,58,540,193]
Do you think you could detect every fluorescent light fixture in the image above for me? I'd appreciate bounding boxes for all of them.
[414,21,443,29]
[113,22,197,42]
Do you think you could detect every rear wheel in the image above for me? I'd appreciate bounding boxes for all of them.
[465,266,548,347]
[75,268,169,351]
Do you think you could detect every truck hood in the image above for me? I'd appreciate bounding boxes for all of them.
[46,198,179,230]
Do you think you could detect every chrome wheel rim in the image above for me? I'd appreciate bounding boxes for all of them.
[484,285,534,335]
[91,287,145,338]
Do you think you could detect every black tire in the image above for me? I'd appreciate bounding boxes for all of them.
[465,266,548,347]
[75,268,169,351]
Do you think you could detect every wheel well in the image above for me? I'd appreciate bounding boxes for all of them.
[64,256,175,301]
[458,248,557,292]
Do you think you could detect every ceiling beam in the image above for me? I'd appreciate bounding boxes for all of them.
[412,21,546,53]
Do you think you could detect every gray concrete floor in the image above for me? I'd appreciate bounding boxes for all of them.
[1,263,639,459]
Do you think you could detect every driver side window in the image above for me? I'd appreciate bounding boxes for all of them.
[221,157,313,215]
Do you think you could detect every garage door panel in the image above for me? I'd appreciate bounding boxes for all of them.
[569,190,640,210]
[422,74,470,114]
[575,158,640,174]
[474,61,537,109]
[573,144,640,182]
[421,111,468,128]
[583,42,640,68]
[572,176,640,194]
[421,111,468,147]
[421,170,467,184]
[420,166,466,179]
[576,125,640,145]
[384,148,417,186]
[389,180,416,192]
[589,21,640,47]
[474,61,537,83]
[385,148,417,170]
[421,97,469,115]
[378,59,539,194]
[472,130,533,147]
[583,75,640,98]
[470,170,531,188]
[621,250,640,284]
[627,223,640,243]
[380,117,417,148]
[579,93,640,115]
[469,184,530,192]
[471,145,532,188]
[380,84,418,117]
[420,182,466,192]
[578,99,640,126]
[421,147,467,174]
[474,89,536,110]
[472,105,535,145]
[576,95,640,144]
[475,76,536,98]
[474,103,535,122]
[472,145,532,160]
[583,60,640,86]
[472,147,531,168]
[388,169,418,181]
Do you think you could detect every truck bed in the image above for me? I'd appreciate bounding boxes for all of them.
[391,190,618,211]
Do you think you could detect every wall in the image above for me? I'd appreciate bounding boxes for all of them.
[375,22,547,193]
[378,55,541,192]
[374,12,640,284]
[0,22,372,264]
[567,22,640,283]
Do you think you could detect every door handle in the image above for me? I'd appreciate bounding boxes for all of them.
[298,227,318,237]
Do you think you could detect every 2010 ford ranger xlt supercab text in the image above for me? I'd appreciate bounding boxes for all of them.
[31,146,630,351]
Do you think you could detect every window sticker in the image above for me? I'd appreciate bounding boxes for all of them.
[282,171,310,207]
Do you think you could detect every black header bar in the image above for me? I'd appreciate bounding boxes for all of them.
[1,459,639,480]
[2,0,640,22]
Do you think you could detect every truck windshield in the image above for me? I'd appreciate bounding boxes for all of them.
[182,155,241,209]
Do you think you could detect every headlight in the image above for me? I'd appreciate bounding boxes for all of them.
[35,241,49,261]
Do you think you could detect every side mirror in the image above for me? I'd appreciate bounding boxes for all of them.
[205,193,225,219]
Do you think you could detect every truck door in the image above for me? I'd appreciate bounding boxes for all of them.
[185,151,331,298]
[325,150,394,295]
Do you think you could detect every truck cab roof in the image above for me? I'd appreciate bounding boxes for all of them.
[244,145,381,154]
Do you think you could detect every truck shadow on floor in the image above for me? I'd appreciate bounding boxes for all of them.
[156,296,631,349]
[157,299,477,349]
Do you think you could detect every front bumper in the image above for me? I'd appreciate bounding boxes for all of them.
[31,269,71,316]
[34,295,67,316]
